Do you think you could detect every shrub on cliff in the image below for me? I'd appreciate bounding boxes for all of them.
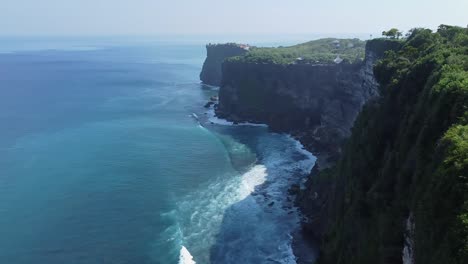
[382,28,403,39]
[227,38,365,65]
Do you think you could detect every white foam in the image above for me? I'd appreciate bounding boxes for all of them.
[238,165,267,199]
[179,246,196,264]
[206,108,268,127]
[171,121,317,263]
[200,83,220,90]
[290,135,315,164]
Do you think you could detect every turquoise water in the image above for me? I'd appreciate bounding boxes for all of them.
[0,38,315,264]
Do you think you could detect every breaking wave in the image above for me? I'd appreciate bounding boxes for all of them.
[161,108,316,263]
[179,246,196,264]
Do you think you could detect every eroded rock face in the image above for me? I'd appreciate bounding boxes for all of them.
[200,43,249,86]
[207,39,410,263]
[216,43,382,159]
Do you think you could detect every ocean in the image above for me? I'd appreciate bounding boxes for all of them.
[0,37,316,264]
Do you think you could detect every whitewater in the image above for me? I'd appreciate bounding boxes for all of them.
[177,106,316,263]
[0,38,316,264]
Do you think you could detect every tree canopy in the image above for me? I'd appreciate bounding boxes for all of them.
[382,28,403,39]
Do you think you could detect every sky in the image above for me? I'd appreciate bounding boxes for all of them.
[1,0,467,36]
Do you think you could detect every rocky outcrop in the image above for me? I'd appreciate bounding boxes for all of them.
[200,43,249,86]
[205,38,405,263]
[216,41,388,162]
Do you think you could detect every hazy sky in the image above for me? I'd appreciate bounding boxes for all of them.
[1,0,467,36]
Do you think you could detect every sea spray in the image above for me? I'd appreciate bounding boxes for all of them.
[0,42,225,264]
[170,165,263,263]
[170,110,316,263]
[179,246,196,264]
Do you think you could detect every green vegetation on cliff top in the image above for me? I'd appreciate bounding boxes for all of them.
[315,25,467,264]
[227,38,366,65]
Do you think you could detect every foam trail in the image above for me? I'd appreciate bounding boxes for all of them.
[206,108,267,127]
[200,83,220,90]
[179,246,196,264]
[172,111,317,263]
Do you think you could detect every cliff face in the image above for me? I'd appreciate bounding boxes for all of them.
[299,27,468,264]
[217,41,387,161]
[199,43,249,86]
[208,29,467,264]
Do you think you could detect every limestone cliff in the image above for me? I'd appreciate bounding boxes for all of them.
[298,27,468,264]
[204,27,467,264]
[199,43,249,86]
[216,40,394,163]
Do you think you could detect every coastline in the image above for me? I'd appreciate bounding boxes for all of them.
[203,102,320,263]
[196,26,468,264]
[200,40,380,262]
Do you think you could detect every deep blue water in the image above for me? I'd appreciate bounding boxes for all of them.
[0,38,315,264]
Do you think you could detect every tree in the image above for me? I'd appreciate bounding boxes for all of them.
[382,28,403,39]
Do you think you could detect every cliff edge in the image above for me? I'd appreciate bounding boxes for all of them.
[199,43,250,86]
[216,38,394,164]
